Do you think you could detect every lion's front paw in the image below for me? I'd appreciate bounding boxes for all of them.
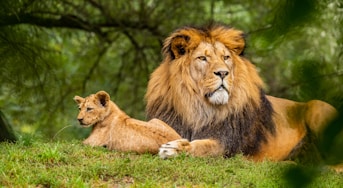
[158,139,190,159]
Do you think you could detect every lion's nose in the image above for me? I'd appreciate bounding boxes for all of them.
[214,71,229,79]
[78,118,83,124]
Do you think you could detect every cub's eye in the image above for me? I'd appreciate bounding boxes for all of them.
[86,107,93,112]
[223,55,230,60]
[197,56,207,61]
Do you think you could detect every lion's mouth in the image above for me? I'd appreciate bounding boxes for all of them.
[79,121,93,128]
[205,85,230,105]
[205,85,228,98]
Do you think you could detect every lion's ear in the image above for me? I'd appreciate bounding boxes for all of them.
[213,28,245,55]
[169,35,190,59]
[230,32,245,55]
[74,96,84,105]
[96,91,110,107]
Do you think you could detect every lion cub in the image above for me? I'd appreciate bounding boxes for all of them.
[74,90,181,154]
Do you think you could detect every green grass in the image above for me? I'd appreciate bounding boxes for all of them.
[0,139,342,187]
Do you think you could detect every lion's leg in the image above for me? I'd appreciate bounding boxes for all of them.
[305,100,337,136]
[159,139,224,159]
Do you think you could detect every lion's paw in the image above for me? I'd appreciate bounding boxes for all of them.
[158,139,190,159]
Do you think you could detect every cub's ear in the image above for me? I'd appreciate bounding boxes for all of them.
[96,91,110,107]
[169,35,190,59]
[73,96,84,105]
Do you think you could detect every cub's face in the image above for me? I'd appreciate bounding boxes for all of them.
[74,91,110,127]
[190,41,234,105]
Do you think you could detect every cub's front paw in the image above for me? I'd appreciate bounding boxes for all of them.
[158,139,190,159]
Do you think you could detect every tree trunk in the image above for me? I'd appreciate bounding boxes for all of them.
[0,111,16,142]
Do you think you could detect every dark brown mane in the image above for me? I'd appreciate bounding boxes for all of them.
[147,89,275,156]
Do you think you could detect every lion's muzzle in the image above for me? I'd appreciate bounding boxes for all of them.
[78,118,83,124]
[77,118,93,127]
[205,85,230,105]
[214,71,229,79]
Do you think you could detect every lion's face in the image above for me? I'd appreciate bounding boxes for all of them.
[189,41,234,105]
[74,91,111,127]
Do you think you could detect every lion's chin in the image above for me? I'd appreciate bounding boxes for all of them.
[206,88,229,105]
[80,123,94,128]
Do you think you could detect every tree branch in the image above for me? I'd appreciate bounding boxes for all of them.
[1,12,163,39]
[81,44,110,93]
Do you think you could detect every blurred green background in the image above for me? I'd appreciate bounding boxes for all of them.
[0,0,342,141]
[1,1,343,186]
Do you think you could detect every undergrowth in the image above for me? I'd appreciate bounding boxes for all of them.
[0,139,342,187]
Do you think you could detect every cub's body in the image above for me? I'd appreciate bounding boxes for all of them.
[74,91,181,154]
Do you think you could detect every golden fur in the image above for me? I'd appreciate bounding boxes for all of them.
[145,24,338,161]
[74,91,181,154]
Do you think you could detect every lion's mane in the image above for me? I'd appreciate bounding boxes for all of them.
[145,24,276,157]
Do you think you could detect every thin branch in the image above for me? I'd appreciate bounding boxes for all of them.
[81,44,110,93]
[1,10,164,39]
[86,0,111,20]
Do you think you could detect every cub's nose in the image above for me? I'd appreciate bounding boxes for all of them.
[214,71,229,79]
[78,118,83,124]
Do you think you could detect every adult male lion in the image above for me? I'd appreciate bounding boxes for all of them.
[145,24,337,161]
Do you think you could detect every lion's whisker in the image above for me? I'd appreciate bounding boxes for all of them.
[53,125,74,140]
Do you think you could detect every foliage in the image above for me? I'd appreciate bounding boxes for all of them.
[0,139,342,187]
[0,0,342,138]
[0,0,217,138]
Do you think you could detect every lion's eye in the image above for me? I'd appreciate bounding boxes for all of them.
[197,56,207,61]
[86,107,93,112]
[223,55,230,60]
